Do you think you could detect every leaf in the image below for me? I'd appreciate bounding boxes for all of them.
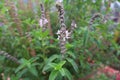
[15,59,28,73]
[46,55,59,64]
[43,61,66,72]
[63,68,72,80]
[29,56,39,63]
[67,51,76,59]
[59,68,65,76]
[66,58,79,73]
[93,38,101,48]
[42,30,49,38]
[28,66,38,77]
[83,29,89,46]
[66,43,73,49]
[17,68,28,78]
[32,63,41,66]
[55,61,66,70]
[15,64,26,73]
[48,63,58,68]
[45,0,49,3]
[42,63,57,72]
[49,70,59,80]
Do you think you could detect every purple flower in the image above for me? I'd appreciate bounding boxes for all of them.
[56,0,63,3]
[0,22,4,27]
[57,29,70,41]
[39,18,48,27]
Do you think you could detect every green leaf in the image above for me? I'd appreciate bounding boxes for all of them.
[54,61,66,70]
[17,68,28,78]
[32,63,41,66]
[45,0,49,3]
[59,68,65,76]
[15,64,26,73]
[42,63,57,72]
[29,56,39,63]
[63,68,72,80]
[28,66,38,77]
[83,29,89,46]
[48,63,58,68]
[15,59,28,73]
[46,55,59,64]
[66,43,73,49]
[67,51,76,59]
[49,70,59,80]
[66,58,79,73]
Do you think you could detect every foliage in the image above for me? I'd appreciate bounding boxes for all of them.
[0,0,120,80]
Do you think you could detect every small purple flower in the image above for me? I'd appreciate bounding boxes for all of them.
[56,0,63,3]
[57,29,70,41]
[39,18,48,27]
[110,1,120,10]
[0,22,4,27]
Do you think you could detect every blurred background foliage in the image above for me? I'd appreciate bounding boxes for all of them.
[0,0,120,80]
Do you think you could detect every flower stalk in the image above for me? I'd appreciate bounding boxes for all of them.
[39,3,48,31]
[0,51,20,64]
[9,2,23,36]
[70,20,77,35]
[56,3,70,56]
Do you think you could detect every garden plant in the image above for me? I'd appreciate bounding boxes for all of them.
[0,0,120,80]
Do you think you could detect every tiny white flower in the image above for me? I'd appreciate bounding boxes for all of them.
[65,30,70,39]
[44,19,48,24]
[57,29,70,41]
[56,30,61,34]
[39,19,43,27]
[65,30,69,36]
[71,20,77,28]
[74,24,77,28]
[92,0,96,3]
[56,0,63,3]
[57,36,60,40]
[39,18,48,27]
[116,1,120,7]
[110,3,114,10]
[110,1,120,10]
[63,37,66,41]
[66,36,70,39]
